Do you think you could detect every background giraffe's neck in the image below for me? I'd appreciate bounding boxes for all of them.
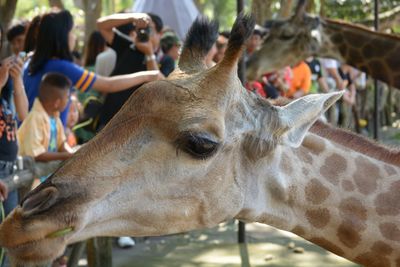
[319,18,400,88]
[237,126,400,266]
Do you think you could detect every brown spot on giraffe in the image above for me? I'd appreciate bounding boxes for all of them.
[309,237,345,257]
[354,243,393,267]
[305,179,330,205]
[387,53,400,71]
[337,221,362,248]
[354,252,390,267]
[343,30,366,47]
[302,136,326,155]
[295,147,313,165]
[339,197,367,226]
[287,185,297,206]
[371,241,393,256]
[280,152,293,175]
[329,32,344,45]
[337,197,367,248]
[353,156,381,195]
[369,60,391,85]
[347,48,364,67]
[371,36,397,53]
[396,257,400,267]
[341,180,355,192]
[305,208,330,229]
[362,43,376,58]
[375,181,400,216]
[291,225,306,236]
[395,74,400,86]
[320,154,347,185]
[301,167,309,176]
[380,223,400,242]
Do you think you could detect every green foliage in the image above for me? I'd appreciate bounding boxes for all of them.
[196,0,238,31]
[323,0,400,21]
[15,0,80,21]
[102,0,135,14]
[12,0,400,38]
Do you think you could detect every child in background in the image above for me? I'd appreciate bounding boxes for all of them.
[18,72,74,166]
[159,32,181,77]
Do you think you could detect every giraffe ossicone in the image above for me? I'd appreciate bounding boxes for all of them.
[0,10,399,267]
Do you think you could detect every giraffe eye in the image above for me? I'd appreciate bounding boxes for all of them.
[279,29,295,40]
[176,132,219,159]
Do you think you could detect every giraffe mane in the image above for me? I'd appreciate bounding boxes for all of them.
[323,18,400,42]
[310,120,400,166]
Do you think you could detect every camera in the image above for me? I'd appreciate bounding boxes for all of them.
[137,27,150,43]
[18,51,26,59]
[13,51,26,63]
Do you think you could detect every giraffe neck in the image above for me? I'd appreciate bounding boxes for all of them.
[319,18,400,88]
[236,124,400,267]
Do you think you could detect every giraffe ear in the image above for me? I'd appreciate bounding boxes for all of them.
[277,92,343,148]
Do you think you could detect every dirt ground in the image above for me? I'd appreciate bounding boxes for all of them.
[92,221,361,267]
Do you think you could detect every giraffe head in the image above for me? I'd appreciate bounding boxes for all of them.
[0,14,343,266]
[246,0,322,80]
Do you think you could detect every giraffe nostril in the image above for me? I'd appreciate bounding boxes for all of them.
[21,186,59,217]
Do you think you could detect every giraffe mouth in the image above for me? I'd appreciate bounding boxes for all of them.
[5,231,70,265]
[46,226,75,238]
[3,223,74,250]
[0,203,78,265]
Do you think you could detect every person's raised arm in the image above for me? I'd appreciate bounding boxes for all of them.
[317,77,330,93]
[92,70,161,93]
[134,41,160,71]
[325,67,345,91]
[10,58,28,121]
[97,13,150,44]
[35,151,72,162]
[0,57,11,90]
[0,180,8,202]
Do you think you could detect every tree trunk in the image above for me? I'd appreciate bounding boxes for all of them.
[49,0,64,9]
[251,0,273,25]
[82,0,102,43]
[103,0,115,16]
[279,0,293,18]
[320,0,326,17]
[0,0,18,31]
[306,0,316,14]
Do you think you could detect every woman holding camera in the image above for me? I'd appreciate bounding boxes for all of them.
[96,12,164,130]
